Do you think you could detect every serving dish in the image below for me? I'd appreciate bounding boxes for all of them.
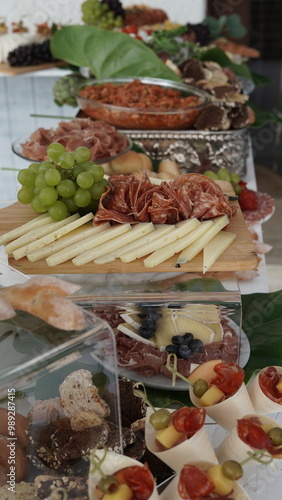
[0,180,258,274]
[75,77,210,130]
[12,134,132,165]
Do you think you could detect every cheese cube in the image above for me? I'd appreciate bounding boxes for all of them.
[199,385,225,407]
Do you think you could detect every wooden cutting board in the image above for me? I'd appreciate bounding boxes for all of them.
[0,181,258,274]
[0,61,65,75]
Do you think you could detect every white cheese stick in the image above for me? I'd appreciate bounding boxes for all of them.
[0,213,53,246]
[143,220,214,268]
[5,216,79,255]
[45,222,122,267]
[203,230,236,274]
[120,218,200,263]
[27,222,103,262]
[93,222,155,264]
[73,223,150,266]
[12,213,89,260]
[176,215,229,266]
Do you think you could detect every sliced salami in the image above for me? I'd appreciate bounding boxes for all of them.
[242,191,275,225]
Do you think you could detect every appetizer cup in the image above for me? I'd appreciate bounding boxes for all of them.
[159,461,251,500]
[247,366,282,414]
[216,414,282,464]
[88,449,159,500]
[188,360,255,431]
[145,407,217,472]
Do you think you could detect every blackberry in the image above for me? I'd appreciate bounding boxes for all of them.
[186,23,210,46]
[7,40,57,67]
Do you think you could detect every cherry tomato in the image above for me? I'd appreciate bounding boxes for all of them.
[122,25,139,34]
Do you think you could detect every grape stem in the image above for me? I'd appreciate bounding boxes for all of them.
[166,353,193,388]
[240,450,273,466]
[133,382,156,412]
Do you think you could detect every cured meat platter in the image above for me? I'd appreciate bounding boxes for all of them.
[0,180,258,275]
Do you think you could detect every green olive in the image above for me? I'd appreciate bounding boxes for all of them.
[222,460,243,480]
[268,427,282,446]
[149,408,171,430]
[97,475,119,494]
[193,378,209,398]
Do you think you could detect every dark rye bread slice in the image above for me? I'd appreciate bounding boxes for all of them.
[102,377,146,428]
[194,103,231,131]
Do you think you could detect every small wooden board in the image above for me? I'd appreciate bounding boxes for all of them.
[0,181,258,274]
[0,61,65,75]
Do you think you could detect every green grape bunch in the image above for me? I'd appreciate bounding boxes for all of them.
[17,143,108,221]
[81,0,124,30]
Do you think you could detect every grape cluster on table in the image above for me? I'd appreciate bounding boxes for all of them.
[17,143,108,221]
[82,0,124,29]
[7,40,57,67]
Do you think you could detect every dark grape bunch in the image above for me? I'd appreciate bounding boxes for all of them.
[186,23,210,46]
[165,333,204,359]
[81,0,124,29]
[137,305,161,340]
[7,40,57,67]
[17,143,108,221]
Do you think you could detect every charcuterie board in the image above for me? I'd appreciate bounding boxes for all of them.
[0,61,65,75]
[0,181,258,274]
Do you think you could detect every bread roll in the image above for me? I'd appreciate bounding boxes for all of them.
[158,159,181,178]
[0,276,86,331]
[110,150,152,174]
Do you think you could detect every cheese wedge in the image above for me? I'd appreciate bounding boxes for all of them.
[93,222,155,264]
[0,213,52,246]
[73,223,151,266]
[46,223,129,266]
[176,215,229,265]
[27,223,106,262]
[12,213,93,260]
[203,230,236,273]
[120,218,200,263]
[143,220,214,268]
[5,217,78,255]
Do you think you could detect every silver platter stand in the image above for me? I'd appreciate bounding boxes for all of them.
[120,127,250,177]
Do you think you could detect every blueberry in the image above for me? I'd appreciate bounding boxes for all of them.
[171,335,184,346]
[138,326,154,339]
[142,318,156,330]
[182,333,194,345]
[148,312,161,322]
[178,344,192,359]
[165,344,178,355]
[190,339,204,353]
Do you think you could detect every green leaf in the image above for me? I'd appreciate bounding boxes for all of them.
[249,102,282,128]
[225,14,247,39]
[242,291,282,382]
[250,72,273,87]
[51,25,181,81]
[171,278,227,293]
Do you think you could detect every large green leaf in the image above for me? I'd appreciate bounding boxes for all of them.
[51,25,181,81]
[249,102,282,128]
[242,291,282,381]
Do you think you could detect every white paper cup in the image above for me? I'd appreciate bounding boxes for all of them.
[145,407,217,472]
[189,382,255,432]
[159,461,251,500]
[247,366,282,415]
[216,414,282,464]
[88,450,159,500]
